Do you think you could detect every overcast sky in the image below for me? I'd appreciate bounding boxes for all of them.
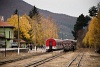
[23,0,99,17]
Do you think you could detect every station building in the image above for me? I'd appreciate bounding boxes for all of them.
[0,16,15,48]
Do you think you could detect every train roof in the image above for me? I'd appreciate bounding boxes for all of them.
[46,38,63,42]
[63,39,77,42]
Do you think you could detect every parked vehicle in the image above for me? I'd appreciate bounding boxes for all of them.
[11,42,18,48]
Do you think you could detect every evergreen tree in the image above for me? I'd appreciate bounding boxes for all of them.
[14,9,19,15]
[89,6,98,17]
[72,14,91,40]
[28,6,41,46]
[29,6,39,18]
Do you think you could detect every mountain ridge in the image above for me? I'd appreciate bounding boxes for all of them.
[0,0,77,39]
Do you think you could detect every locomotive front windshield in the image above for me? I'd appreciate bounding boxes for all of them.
[49,41,52,49]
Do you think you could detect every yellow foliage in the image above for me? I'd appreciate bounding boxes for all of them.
[41,16,58,40]
[83,11,100,49]
[7,14,31,39]
[7,14,59,46]
[30,15,58,46]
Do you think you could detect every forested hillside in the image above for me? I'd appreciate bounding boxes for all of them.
[0,0,77,38]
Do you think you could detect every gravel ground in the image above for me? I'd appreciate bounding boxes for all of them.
[0,48,100,67]
[39,48,100,67]
[0,51,61,67]
[80,50,100,67]
[0,48,44,61]
[38,51,78,67]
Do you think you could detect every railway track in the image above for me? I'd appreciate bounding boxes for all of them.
[66,53,84,67]
[25,52,64,67]
[0,52,48,65]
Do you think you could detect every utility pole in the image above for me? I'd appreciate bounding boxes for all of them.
[3,26,6,57]
[15,9,20,54]
[34,20,37,51]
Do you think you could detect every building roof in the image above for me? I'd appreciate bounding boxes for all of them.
[20,40,26,43]
[0,21,14,28]
[13,39,26,43]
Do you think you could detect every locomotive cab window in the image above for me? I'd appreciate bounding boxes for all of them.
[49,41,52,46]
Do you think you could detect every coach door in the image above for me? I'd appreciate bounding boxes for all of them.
[49,41,52,50]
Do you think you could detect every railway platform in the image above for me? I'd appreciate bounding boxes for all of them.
[0,48,46,53]
[0,48,29,53]
[28,48,46,53]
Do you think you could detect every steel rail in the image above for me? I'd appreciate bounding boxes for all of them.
[25,52,64,67]
[66,53,84,67]
[0,52,48,65]
[76,53,84,67]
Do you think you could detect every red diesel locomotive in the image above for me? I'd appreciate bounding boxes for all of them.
[46,38,63,51]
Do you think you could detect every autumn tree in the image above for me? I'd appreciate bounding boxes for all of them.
[28,6,42,46]
[41,16,58,41]
[45,16,58,39]
[83,11,100,47]
[7,7,59,47]
[7,14,31,42]
[29,15,58,46]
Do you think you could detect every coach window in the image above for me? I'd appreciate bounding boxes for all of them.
[57,43,58,45]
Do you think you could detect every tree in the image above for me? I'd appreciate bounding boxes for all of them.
[89,6,98,17]
[28,6,41,46]
[28,6,58,46]
[83,11,100,50]
[7,14,31,41]
[72,14,91,40]
[29,6,39,19]
[30,16,58,46]
[13,9,19,15]
[42,16,58,38]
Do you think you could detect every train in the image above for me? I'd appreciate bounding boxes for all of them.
[45,38,77,52]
